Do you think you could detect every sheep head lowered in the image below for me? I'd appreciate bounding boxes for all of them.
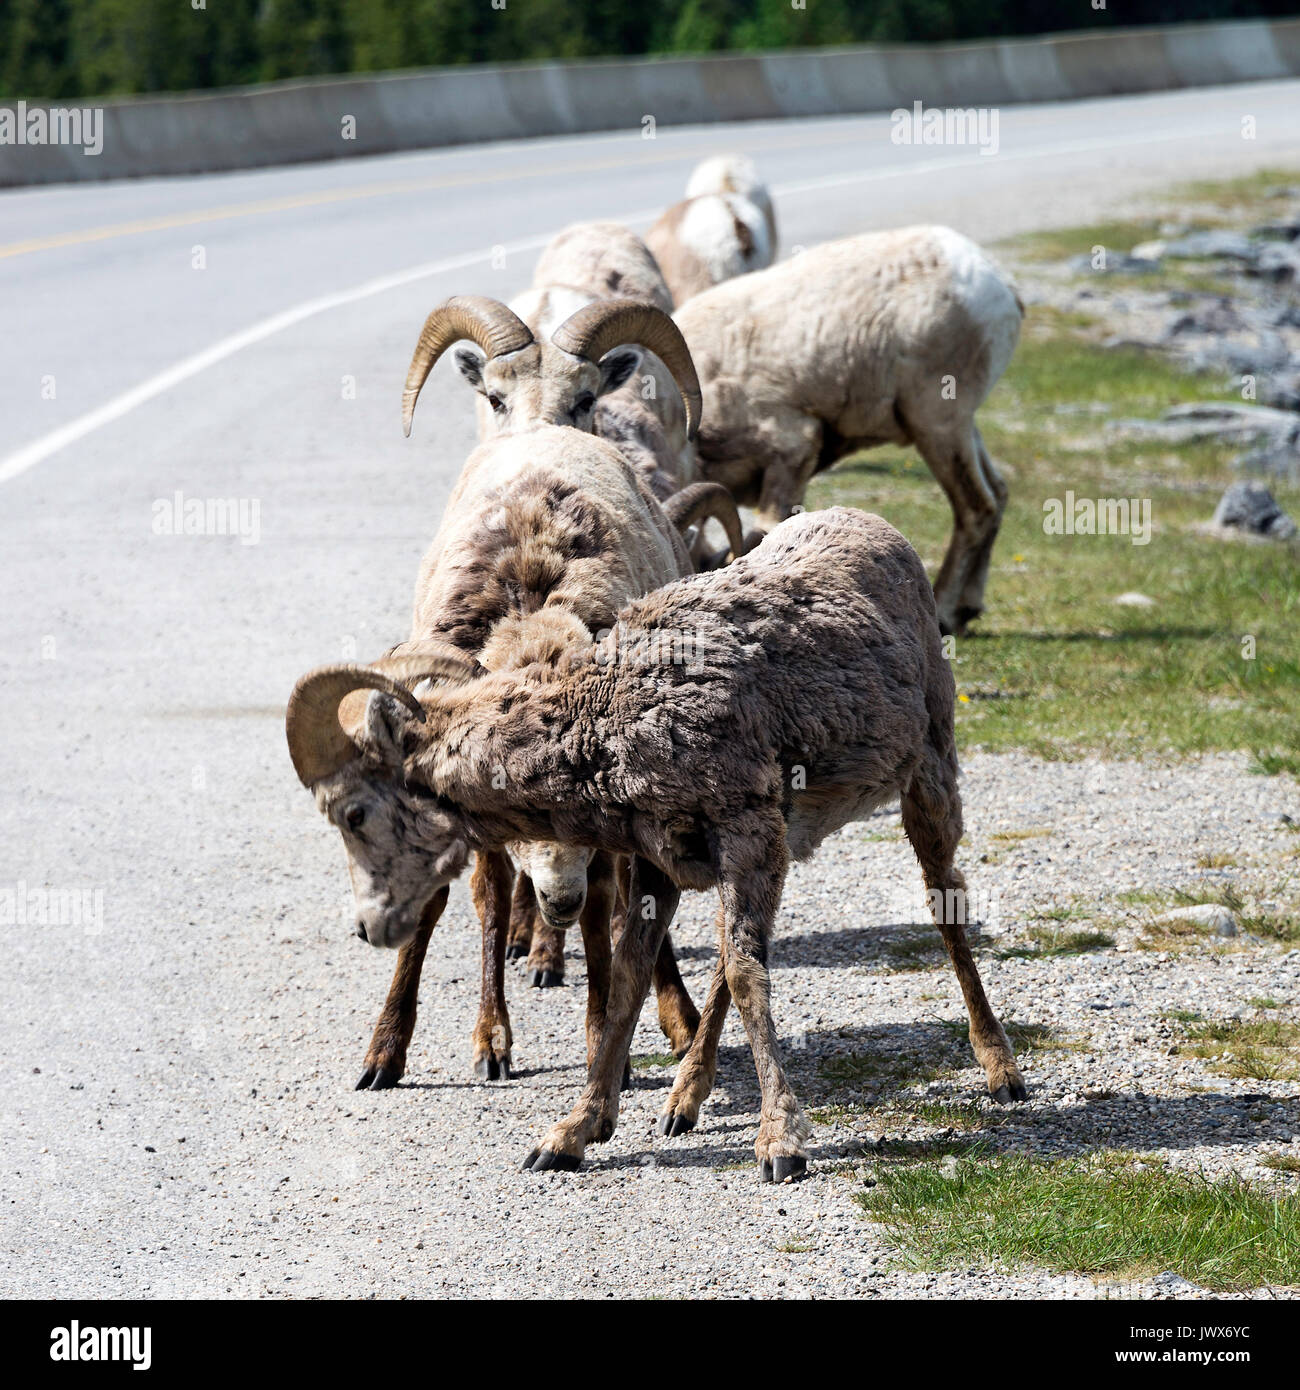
[400,294,701,442]
[286,648,481,950]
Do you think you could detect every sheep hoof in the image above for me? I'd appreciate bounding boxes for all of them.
[474,1053,512,1082]
[991,1081,1028,1104]
[658,1110,695,1138]
[355,1063,401,1091]
[758,1155,807,1184]
[522,1146,581,1174]
[528,968,563,989]
[505,942,528,961]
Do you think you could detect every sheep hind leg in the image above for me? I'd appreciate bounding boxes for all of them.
[912,422,1002,637]
[953,427,1008,628]
[356,885,449,1090]
[900,757,1025,1103]
[522,856,678,1173]
[659,909,731,1137]
[718,814,809,1182]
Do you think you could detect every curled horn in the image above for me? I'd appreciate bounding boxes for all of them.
[373,639,483,688]
[662,481,746,564]
[550,298,702,441]
[286,665,427,789]
[402,296,533,437]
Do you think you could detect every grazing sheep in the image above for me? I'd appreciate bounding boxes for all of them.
[646,154,777,306]
[287,507,1025,1180]
[673,226,1023,634]
[344,425,702,1088]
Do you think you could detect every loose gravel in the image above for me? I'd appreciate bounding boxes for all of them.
[4,751,1297,1300]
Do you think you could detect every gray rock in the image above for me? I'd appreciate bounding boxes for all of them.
[1151,1270,1205,1294]
[1211,481,1298,540]
[1109,403,1298,447]
[1153,904,1239,935]
[1248,242,1300,282]
[1068,251,1160,276]
[1160,231,1256,261]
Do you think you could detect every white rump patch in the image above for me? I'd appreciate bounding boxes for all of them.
[678,194,773,285]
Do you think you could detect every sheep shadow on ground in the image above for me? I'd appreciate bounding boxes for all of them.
[576,1016,1300,1175]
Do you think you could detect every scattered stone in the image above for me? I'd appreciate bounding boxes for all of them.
[1113,592,1156,608]
[1110,403,1299,448]
[1153,903,1239,936]
[1158,231,1256,261]
[1210,481,1297,541]
[1151,1270,1205,1294]
[1069,252,1160,275]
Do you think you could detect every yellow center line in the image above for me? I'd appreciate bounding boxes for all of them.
[0,125,878,261]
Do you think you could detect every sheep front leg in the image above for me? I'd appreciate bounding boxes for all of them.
[576,852,616,1072]
[522,856,678,1172]
[749,415,823,544]
[659,910,731,1136]
[470,850,515,1081]
[718,816,810,1182]
[356,885,449,1090]
[525,916,566,988]
[505,872,534,961]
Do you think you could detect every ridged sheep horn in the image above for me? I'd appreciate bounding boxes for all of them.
[286,665,427,788]
[373,639,483,688]
[550,299,702,441]
[402,296,533,437]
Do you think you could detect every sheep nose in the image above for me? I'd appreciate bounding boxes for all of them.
[355,920,368,941]
[540,889,582,916]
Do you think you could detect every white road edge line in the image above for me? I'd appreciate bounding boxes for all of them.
[0,125,1222,486]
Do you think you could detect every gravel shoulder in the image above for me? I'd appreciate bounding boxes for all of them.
[4,750,1296,1300]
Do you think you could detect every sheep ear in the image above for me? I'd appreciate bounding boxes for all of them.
[597,348,641,396]
[454,346,486,393]
[363,690,419,767]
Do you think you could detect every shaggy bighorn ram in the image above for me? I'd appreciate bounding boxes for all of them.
[330,425,703,1087]
[646,154,777,306]
[673,226,1023,634]
[287,507,1025,1180]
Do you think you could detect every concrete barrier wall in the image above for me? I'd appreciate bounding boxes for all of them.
[2,18,1298,187]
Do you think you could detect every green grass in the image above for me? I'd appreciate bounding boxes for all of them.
[1177,1017,1300,1082]
[807,173,1300,772]
[996,926,1114,960]
[857,1150,1300,1291]
[1261,1153,1300,1174]
[630,1051,678,1070]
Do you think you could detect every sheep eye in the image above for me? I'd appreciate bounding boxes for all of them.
[488,394,505,413]
[345,805,366,831]
[573,393,596,415]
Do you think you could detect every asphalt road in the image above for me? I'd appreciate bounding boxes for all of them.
[1,80,1297,1299]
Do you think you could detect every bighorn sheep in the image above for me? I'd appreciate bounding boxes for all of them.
[673,226,1023,634]
[403,292,743,566]
[404,226,694,502]
[287,506,1025,1180]
[508,220,693,498]
[328,424,702,1088]
[646,155,777,306]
